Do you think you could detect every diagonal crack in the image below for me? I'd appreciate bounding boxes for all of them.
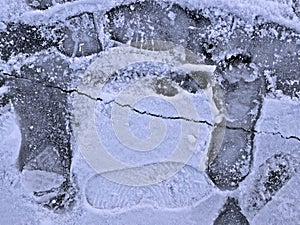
[104,100,300,143]
[2,71,300,142]
[104,99,300,142]
[226,125,300,142]
[1,71,103,101]
[112,100,214,126]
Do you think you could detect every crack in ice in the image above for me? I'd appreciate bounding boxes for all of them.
[2,72,299,142]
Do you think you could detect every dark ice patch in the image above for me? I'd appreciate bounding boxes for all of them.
[188,9,251,65]
[9,55,72,173]
[250,23,298,67]
[9,78,72,174]
[24,145,66,175]
[58,12,102,57]
[250,22,300,98]
[152,78,178,97]
[214,197,249,225]
[0,14,101,60]
[273,54,300,98]
[207,129,252,190]
[19,53,74,89]
[222,78,264,130]
[104,0,204,46]
[4,56,77,209]
[206,78,264,190]
[0,23,58,61]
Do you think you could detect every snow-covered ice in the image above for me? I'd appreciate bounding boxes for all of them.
[0,0,299,224]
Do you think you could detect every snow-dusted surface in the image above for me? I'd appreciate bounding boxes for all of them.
[0,0,299,224]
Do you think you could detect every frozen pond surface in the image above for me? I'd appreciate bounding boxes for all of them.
[0,0,299,224]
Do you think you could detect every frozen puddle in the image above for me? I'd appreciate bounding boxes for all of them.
[85,162,212,211]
